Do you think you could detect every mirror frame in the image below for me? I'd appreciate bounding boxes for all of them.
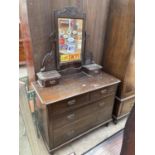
[54,7,86,70]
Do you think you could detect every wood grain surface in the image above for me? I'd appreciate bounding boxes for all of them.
[102,0,135,122]
[32,71,120,104]
[102,0,135,98]
[33,71,120,151]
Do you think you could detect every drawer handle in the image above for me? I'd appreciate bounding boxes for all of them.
[67,114,75,121]
[98,102,106,107]
[66,130,75,137]
[67,99,76,106]
[49,80,56,85]
[100,89,107,94]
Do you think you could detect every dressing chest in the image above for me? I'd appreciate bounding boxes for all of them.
[32,71,120,153]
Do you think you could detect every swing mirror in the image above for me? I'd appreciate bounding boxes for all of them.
[54,7,86,70]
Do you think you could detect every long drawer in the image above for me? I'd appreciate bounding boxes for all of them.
[53,114,96,147]
[53,102,97,129]
[53,94,115,129]
[52,95,115,146]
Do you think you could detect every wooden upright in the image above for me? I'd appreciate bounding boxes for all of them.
[102,0,135,123]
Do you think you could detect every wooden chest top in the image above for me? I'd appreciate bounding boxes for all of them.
[32,71,120,105]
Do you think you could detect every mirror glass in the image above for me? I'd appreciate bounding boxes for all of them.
[58,18,83,63]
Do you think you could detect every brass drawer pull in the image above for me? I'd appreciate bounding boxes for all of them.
[67,114,75,121]
[49,80,56,85]
[100,89,107,94]
[67,99,76,106]
[66,130,75,137]
[98,102,105,107]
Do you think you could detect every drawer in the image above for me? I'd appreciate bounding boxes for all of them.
[120,97,135,116]
[90,85,116,102]
[53,94,115,129]
[52,93,89,115]
[94,95,115,125]
[53,102,97,129]
[53,114,96,147]
[53,95,115,146]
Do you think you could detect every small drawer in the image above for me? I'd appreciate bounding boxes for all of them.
[90,85,116,102]
[53,114,96,147]
[53,102,97,129]
[52,93,89,115]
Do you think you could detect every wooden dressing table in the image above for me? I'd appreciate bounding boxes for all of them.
[22,7,121,154]
[32,71,120,153]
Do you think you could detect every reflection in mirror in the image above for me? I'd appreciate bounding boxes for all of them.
[58,18,83,63]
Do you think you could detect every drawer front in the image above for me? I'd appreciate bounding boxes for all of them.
[53,102,97,129]
[95,95,115,125]
[52,93,89,115]
[53,95,115,146]
[120,97,135,116]
[90,85,116,102]
[53,114,96,147]
[53,94,115,129]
